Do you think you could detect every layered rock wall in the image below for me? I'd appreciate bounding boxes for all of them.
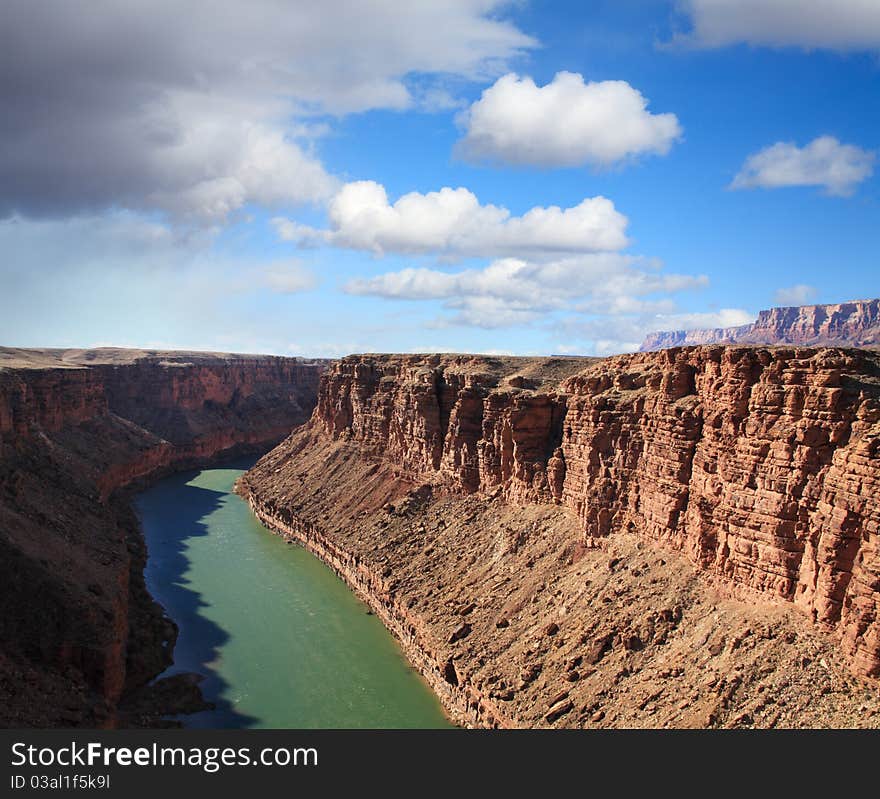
[288,348,880,677]
[314,354,575,502]
[561,347,880,677]
[640,324,751,351]
[0,368,108,435]
[641,298,880,351]
[0,350,324,726]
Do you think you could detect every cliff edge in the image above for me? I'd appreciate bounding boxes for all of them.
[640,299,880,351]
[0,348,324,727]
[239,347,880,728]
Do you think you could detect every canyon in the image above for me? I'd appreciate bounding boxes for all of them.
[640,298,880,351]
[3,343,879,729]
[238,347,880,727]
[0,347,324,727]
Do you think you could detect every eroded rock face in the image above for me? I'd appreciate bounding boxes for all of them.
[313,354,582,501]
[0,349,325,727]
[238,415,880,729]
[561,347,880,678]
[264,348,880,680]
[641,298,880,351]
[0,368,108,435]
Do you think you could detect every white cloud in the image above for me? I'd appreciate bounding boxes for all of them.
[677,0,880,51]
[2,1,535,222]
[652,308,755,330]
[436,297,545,329]
[274,181,629,258]
[731,136,875,196]
[574,296,679,315]
[773,284,818,305]
[344,254,709,328]
[455,72,682,168]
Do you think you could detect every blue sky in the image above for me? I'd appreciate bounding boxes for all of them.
[1,1,877,357]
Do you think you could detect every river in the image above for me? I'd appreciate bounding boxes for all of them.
[135,458,451,728]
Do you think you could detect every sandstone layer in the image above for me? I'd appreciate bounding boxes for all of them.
[641,298,880,351]
[0,348,324,727]
[238,348,880,727]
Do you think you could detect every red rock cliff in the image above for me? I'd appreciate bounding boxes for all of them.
[0,368,108,435]
[641,298,880,351]
[314,354,577,502]
[0,348,325,726]
[300,348,880,678]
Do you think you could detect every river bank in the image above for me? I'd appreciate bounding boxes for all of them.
[136,459,450,728]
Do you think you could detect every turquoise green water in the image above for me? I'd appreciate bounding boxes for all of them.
[135,459,451,728]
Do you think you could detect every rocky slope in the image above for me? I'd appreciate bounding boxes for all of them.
[641,299,880,351]
[0,348,324,727]
[238,348,880,727]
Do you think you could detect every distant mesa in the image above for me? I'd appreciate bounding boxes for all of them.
[640,298,880,352]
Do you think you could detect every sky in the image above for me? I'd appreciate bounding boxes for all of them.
[1,0,878,358]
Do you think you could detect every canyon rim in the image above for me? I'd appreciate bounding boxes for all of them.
[3,337,878,728]
[0,348,325,726]
[236,346,880,728]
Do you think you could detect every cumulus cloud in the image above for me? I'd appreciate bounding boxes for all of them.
[676,0,880,51]
[344,254,708,329]
[650,308,755,330]
[274,181,629,258]
[0,0,534,222]
[439,297,545,329]
[731,136,875,196]
[774,284,818,306]
[455,72,682,168]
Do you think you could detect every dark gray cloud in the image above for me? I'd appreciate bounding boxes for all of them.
[677,0,880,51]
[0,1,533,221]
